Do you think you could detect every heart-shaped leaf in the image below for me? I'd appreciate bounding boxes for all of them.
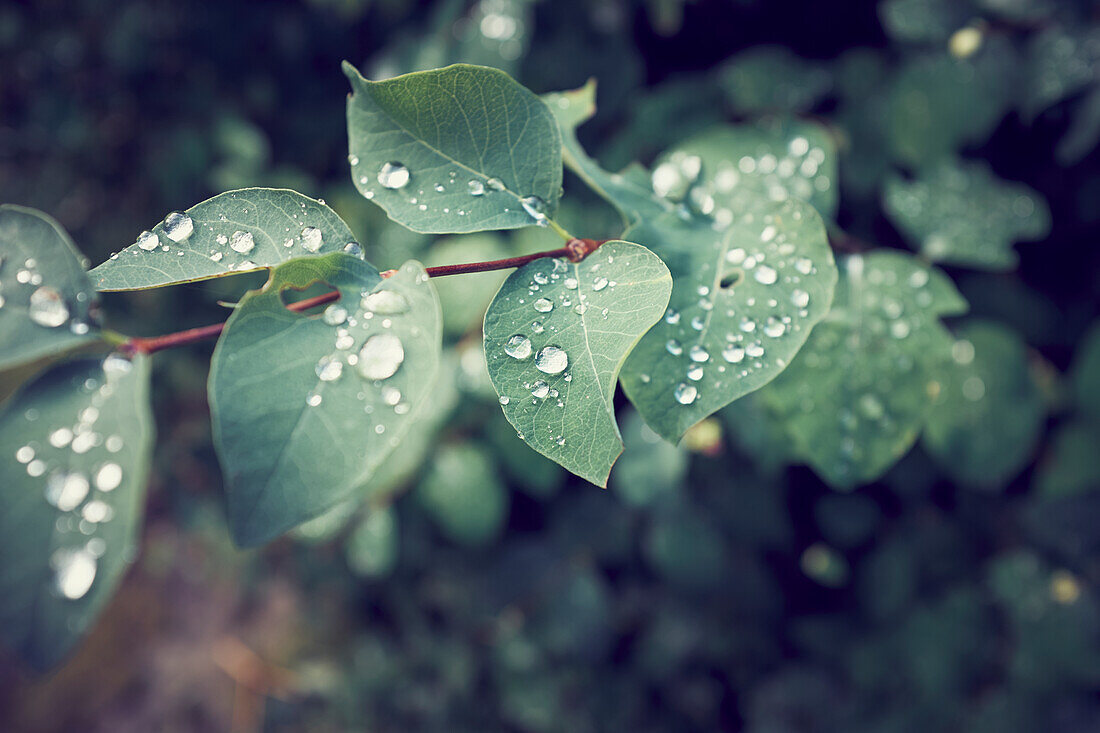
[543,81,673,226]
[0,205,99,370]
[922,320,1046,489]
[344,62,562,233]
[0,353,153,670]
[209,253,441,546]
[90,189,359,291]
[656,120,839,219]
[884,158,1050,270]
[483,240,672,485]
[763,251,968,488]
[619,189,837,443]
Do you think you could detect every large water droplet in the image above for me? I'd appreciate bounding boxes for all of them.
[378,162,410,189]
[137,231,159,251]
[53,547,97,600]
[505,334,532,359]
[674,383,698,405]
[29,286,69,327]
[521,195,548,226]
[163,212,194,241]
[301,226,323,252]
[357,334,405,380]
[533,298,553,313]
[361,290,409,314]
[535,345,568,374]
[230,230,255,254]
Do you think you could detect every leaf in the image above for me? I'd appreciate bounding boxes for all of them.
[763,252,968,488]
[344,62,562,234]
[884,159,1050,270]
[879,0,972,43]
[718,46,832,115]
[345,506,399,578]
[425,233,512,336]
[611,409,687,507]
[417,443,508,546]
[1023,26,1100,118]
[656,120,839,220]
[90,188,359,291]
[0,353,153,670]
[1071,321,1100,422]
[209,253,442,546]
[1034,421,1100,499]
[483,240,671,486]
[922,320,1045,489]
[0,205,99,371]
[543,81,675,226]
[619,190,837,443]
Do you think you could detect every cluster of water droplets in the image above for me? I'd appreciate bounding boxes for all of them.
[106,197,358,270]
[352,158,550,226]
[14,354,135,602]
[0,254,92,334]
[643,206,820,409]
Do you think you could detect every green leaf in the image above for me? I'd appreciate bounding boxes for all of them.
[483,240,671,486]
[542,81,673,225]
[89,188,359,291]
[425,233,512,337]
[417,443,508,545]
[879,0,972,43]
[0,353,153,670]
[619,191,837,443]
[884,159,1050,270]
[763,252,968,488]
[1071,321,1100,422]
[0,205,99,371]
[345,506,399,578]
[1034,421,1100,499]
[656,120,839,220]
[344,62,562,234]
[611,409,687,507]
[1023,26,1100,118]
[718,46,832,115]
[209,253,442,546]
[922,320,1045,489]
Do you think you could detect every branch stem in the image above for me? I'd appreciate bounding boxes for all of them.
[119,239,606,356]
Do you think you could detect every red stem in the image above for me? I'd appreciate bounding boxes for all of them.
[121,239,605,356]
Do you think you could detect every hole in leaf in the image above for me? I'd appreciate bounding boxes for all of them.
[720,269,744,289]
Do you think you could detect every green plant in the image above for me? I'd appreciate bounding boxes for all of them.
[0,46,1053,674]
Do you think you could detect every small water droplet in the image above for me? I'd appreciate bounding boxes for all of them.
[46,470,90,511]
[95,462,123,491]
[53,547,97,600]
[533,298,553,313]
[316,355,344,381]
[674,383,698,405]
[665,309,680,324]
[592,277,608,291]
[361,290,409,314]
[230,230,255,254]
[535,345,568,374]
[487,177,505,191]
[499,395,510,405]
[791,289,810,308]
[763,318,786,337]
[357,334,404,380]
[378,162,410,189]
[323,304,348,325]
[754,265,778,285]
[794,258,813,275]
[688,345,709,362]
[666,339,683,356]
[468,180,486,196]
[505,334,533,359]
[520,195,548,226]
[531,380,550,399]
[343,241,364,258]
[722,345,745,363]
[163,212,194,241]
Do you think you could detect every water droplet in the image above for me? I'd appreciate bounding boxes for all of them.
[859,393,884,419]
[754,265,778,285]
[29,286,69,327]
[307,392,323,407]
[343,241,364,258]
[82,500,113,523]
[533,297,553,313]
[687,365,704,381]
[137,231,159,251]
[230,230,255,254]
[791,289,810,308]
[316,355,344,381]
[163,212,194,241]
[468,180,486,196]
[505,334,533,359]
[688,345,709,362]
[794,258,813,275]
[49,427,73,448]
[535,345,568,374]
[46,470,90,511]
[378,162,410,189]
[499,395,510,405]
[666,339,683,356]
[520,195,548,226]
[54,547,97,600]
[95,462,123,491]
[890,320,911,339]
[763,318,786,337]
[665,309,680,324]
[909,269,929,288]
[592,277,608,291]
[487,177,505,191]
[674,383,698,405]
[746,342,765,358]
[301,226,323,252]
[323,304,348,326]
[722,345,745,363]
[361,290,409,314]
[531,380,550,399]
[357,334,404,380]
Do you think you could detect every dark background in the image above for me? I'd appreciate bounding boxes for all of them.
[3,0,1100,731]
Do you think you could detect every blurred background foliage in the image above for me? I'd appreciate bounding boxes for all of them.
[3,0,1100,730]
